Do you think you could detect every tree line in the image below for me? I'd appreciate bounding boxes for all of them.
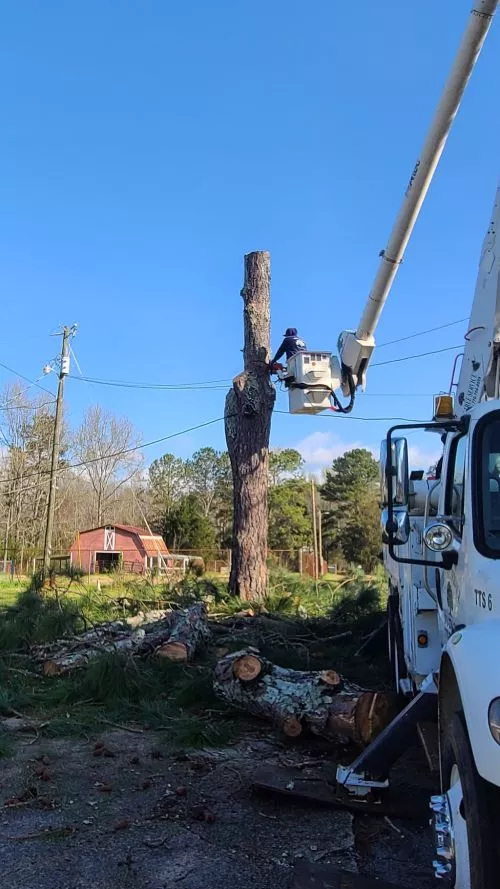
[0,382,381,571]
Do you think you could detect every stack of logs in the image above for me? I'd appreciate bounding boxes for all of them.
[35,603,210,676]
[214,648,395,746]
[34,604,395,748]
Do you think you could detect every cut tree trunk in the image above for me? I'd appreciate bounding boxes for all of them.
[224,252,276,601]
[41,630,147,676]
[36,605,209,675]
[155,602,209,662]
[214,648,396,745]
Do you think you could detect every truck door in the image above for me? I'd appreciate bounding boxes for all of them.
[440,433,468,633]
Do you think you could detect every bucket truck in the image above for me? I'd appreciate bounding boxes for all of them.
[279,2,500,886]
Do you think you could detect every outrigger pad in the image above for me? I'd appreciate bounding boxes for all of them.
[293,860,403,888]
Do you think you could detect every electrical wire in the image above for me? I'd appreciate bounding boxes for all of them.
[0,402,432,499]
[371,344,463,367]
[0,400,56,412]
[68,375,232,390]
[275,410,427,422]
[64,319,469,392]
[359,393,433,397]
[0,361,55,396]
[0,415,228,489]
[69,343,463,391]
[377,317,468,348]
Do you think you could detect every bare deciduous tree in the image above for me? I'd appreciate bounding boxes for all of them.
[185,447,226,517]
[72,406,142,526]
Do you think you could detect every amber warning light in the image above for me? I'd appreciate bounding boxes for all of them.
[434,394,454,419]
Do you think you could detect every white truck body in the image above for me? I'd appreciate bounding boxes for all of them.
[311,4,500,884]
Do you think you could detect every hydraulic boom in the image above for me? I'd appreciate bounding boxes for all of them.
[337,0,498,399]
[455,187,500,414]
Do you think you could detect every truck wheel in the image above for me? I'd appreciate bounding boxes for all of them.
[387,593,406,693]
[437,713,496,888]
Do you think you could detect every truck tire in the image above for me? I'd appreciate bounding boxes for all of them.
[387,592,406,693]
[440,713,496,889]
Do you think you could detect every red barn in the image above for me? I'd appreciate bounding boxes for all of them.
[69,524,171,574]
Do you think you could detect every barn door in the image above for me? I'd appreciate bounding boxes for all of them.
[104,526,116,551]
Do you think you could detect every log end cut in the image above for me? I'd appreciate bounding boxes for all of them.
[233,654,262,682]
[320,670,341,687]
[156,641,188,662]
[354,692,398,746]
[42,661,60,677]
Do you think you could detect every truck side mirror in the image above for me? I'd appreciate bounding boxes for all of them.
[380,437,409,508]
[381,508,410,546]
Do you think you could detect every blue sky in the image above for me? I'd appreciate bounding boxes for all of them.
[1,1,498,475]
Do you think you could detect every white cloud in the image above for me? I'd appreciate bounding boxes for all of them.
[291,432,441,478]
[294,431,377,475]
[407,443,440,471]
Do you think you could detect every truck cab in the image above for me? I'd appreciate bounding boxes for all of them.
[381,401,500,887]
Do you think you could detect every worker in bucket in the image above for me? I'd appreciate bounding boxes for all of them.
[269,328,307,371]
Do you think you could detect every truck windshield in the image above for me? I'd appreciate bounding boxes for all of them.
[478,417,500,553]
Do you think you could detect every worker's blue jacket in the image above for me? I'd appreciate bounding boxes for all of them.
[271,335,307,364]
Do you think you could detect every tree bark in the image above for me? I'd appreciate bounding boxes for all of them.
[35,606,209,675]
[155,602,209,662]
[214,648,396,745]
[41,629,147,676]
[224,252,276,601]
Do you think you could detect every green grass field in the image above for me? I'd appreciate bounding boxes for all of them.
[0,575,28,607]
[0,568,361,610]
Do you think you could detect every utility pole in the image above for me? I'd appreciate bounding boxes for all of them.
[3,504,11,574]
[311,479,318,581]
[317,506,323,577]
[42,326,71,576]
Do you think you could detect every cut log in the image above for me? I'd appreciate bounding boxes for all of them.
[36,605,209,675]
[155,602,209,663]
[233,653,262,682]
[214,648,396,745]
[42,629,146,676]
[0,717,42,733]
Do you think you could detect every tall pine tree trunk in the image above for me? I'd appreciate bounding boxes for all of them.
[224,252,276,601]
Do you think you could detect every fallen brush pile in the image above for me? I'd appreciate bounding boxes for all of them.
[21,601,393,747]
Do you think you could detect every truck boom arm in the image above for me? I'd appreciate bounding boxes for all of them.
[455,187,500,415]
[338,0,498,395]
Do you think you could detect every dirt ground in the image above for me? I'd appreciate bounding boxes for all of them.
[0,728,438,889]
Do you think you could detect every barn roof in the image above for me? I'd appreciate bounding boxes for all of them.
[73,524,169,556]
[139,535,169,557]
[113,524,151,535]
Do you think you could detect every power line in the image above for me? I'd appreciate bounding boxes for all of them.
[0,404,432,498]
[359,393,433,397]
[371,344,463,367]
[69,375,232,390]
[0,400,56,412]
[377,317,467,348]
[275,410,428,422]
[65,319,468,392]
[0,361,55,397]
[0,415,228,489]
[71,341,465,392]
